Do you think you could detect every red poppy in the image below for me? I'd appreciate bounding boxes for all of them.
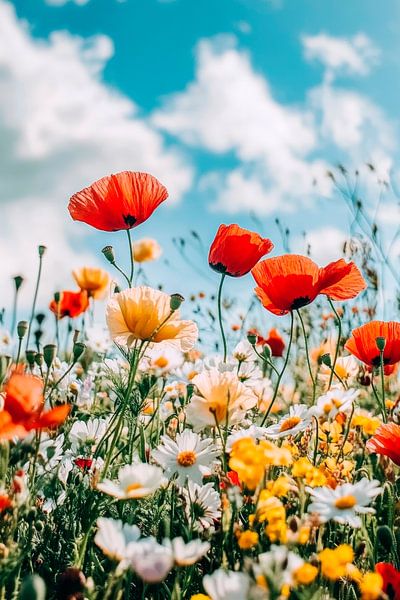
[68,171,168,232]
[74,457,93,471]
[251,254,366,316]
[345,321,400,375]
[366,423,400,466]
[260,328,285,357]
[208,224,274,277]
[375,563,400,599]
[1,371,70,439]
[49,291,89,319]
[0,493,12,513]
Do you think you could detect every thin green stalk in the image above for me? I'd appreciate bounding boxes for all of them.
[371,378,386,423]
[327,298,342,389]
[296,309,316,402]
[127,228,134,287]
[260,312,294,426]
[26,250,44,351]
[379,351,387,423]
[217,274,227,362]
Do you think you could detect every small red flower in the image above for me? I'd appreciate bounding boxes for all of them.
[49,291,89,319]
[74,457,93,471]
[0,493,12,513]
[375,563,400,599]
[345,321,400,375]
[260,328,285,357]
[68,171,168,232]
[252,254,366,315]
[208,224,273,277]
[366,423,400,466]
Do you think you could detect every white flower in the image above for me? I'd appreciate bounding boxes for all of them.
[237,361,263,386]
[94,517,141,562]
[141,344,184,374]
[152,430,219,485]
[0,329,12,354]
[312,388,359,420]
[69,418,109,453]
[233,340,256,363]
[257,545,304,590]
[85,326,111,354]
[183,481,221,531]
[319,355,359,385]
[307,478,382,527]
[203,568,250,600]
[226,425,269,452]
[264,405,313,439]
[165,537,210,566]
[97,463,166,499]
[129,538,173,583]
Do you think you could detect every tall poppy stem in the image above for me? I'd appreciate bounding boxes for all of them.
[217,274,227,362]
[127,229,135,287]
[26,247,45,351]
[296,309,316,403]
[260,311,294,426]
[327,298,342,390]
[379,351,387,423]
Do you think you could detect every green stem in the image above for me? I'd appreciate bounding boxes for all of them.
[127,228,134,287]
[26,252,44,351]
[260,311,294,426]
[217,274,227,362]
[327,298,342,390]
[296,309,316,402]
[379,352,387,423]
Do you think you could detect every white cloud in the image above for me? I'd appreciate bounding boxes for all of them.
[45,0,89,5]
[0,1,193,310]
[295,227,347,265]
[302,33,379,76]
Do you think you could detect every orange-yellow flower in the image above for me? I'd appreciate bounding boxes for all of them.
[72,267,111,300]
[133,238,162,263]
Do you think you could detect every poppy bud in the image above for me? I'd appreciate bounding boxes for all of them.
[35,353,44,367]
[53,291,61,304]
[43,344,57,369]
[13,275,24,291]
[102,245,115,264]
[26,350,37,368]
[36,313,45,326]
[73,330,80,344]
[170,293,184,311]
[19,574,46,600]
[17,320,28,339]
[376,336,386,352]
[262,345,272,360]
[73,342,86,361]
[320,353,332,367]
[377,525,394,551]
[247,333,257,346]
[38,245,47,257]
[114,284,121,294]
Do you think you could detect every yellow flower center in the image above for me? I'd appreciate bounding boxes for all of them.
[177,450,197,467]
[335,495,357,509]
[323,402,333,413]
[335,364,347,379]
[279,416,301,432]
[125,482,143,493]
[187,370,198,380]
[154,356,168,368]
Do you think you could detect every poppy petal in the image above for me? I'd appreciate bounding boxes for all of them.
[318,259,366,300]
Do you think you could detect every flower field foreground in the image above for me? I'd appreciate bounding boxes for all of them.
[1,170,400,600]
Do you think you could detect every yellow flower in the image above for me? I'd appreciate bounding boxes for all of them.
[229,438,267,490]
[294,563,318,585]
[292,457,327,487]
[106,286,198,351]
[260,440,293,467]
[72,266,110,299]
[352,413,381,436]
[319,545,354,581]
[266,475,293,497]
[237,530,259,550]
[132,238,162,263]
[190,596,211,600]
[359,573,383,600]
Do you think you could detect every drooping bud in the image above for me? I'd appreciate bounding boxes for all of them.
[43,344,57,369]
[35,353,44,367]
[102,245,115,264]
[17,320,29,339]
[247,332,257,346]
[170,293,184,311]
[320,353,332,367]
[73,342,86,361]
[38,245,47,258]
[262,344,272,361]
[13,275,24,291]
[19,574,46,600]
[376,337,386,352]
[26,350,37,368]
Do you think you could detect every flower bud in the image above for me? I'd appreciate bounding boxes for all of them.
[170,293,184,311]
[377,525,394,551]
[262,344,272,360]
[19,574,46,600]
[43,344,57,369]
[73,342,86,361]
[36,313,45,326]
[26,350,37,368]
[38,245,47,258]
[320,353,332,367]
[17,321,29,339]
[376,337,386,352]
[102,245,115,264]
[53,291,61,304]
[13,275,24,291]
[73,330,80,344]
[35,353,44,367]
[247,333,257,346]
[114,284,121,294]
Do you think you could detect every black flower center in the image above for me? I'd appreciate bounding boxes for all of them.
[123,214,137,227]
[290,296,311,310]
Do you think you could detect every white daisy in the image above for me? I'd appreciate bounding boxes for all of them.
[307,478,382,527]
[257,545,304,590]
[319,355,359,385]
[94,517,141,562]
[264,404,313,439]
[203,568,250,600]
[183,481,221,531]
[69,418,109,453]
[312,388,359,420]
[141,344,184,374]
[129,537,173,583]
[233,340,257,363]
[152,430,219,485]
[97,463,166,500]
[165,537,210,566]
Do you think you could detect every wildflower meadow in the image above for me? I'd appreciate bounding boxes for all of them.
[1,168,400,600]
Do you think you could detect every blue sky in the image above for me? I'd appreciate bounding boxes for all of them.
[1,0,400,315]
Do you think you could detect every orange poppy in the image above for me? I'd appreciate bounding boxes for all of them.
[345,321,400,374]
[0,493,12,513]
[208,224,274,277]
[49,291,89,319]
[68,171,168,232]
[252,255,366,315]
[1,371,70,438]
[367,423,400,466]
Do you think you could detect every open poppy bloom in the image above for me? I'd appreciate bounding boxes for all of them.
[252,255,366,316]
[1,371,70,440]
[208,224,274,277]
[345,321,400,375]
[366,423,400,466]
[68,171,168,232]
[375,563,400,600]
[49,290,89,319]
[72,267,110,300]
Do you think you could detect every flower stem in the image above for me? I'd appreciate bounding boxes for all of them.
[127,228,134,287]
[26,252,44,350]
[327,298,342,390]
[379,351,387,423]
[217,274,227,362]
[296,309,316,402]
